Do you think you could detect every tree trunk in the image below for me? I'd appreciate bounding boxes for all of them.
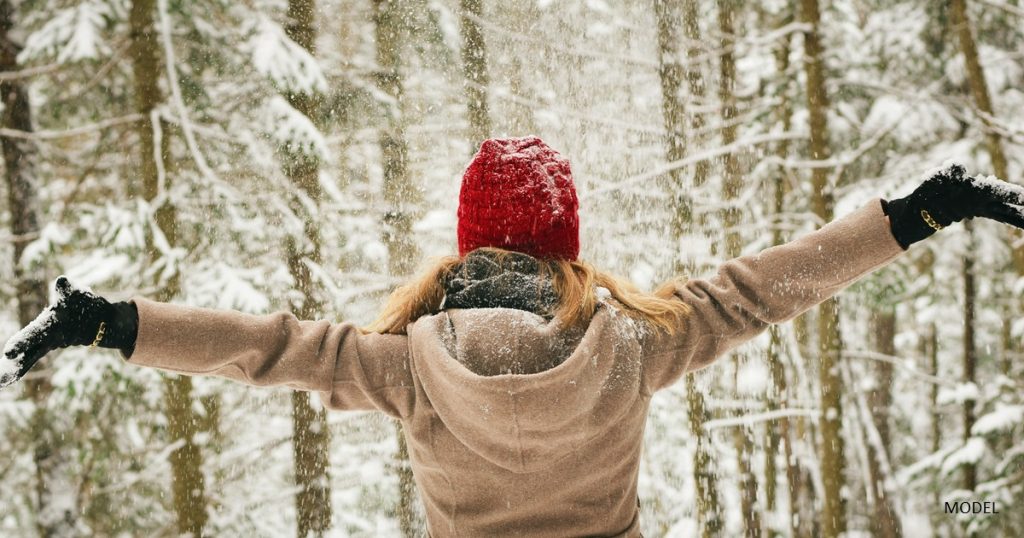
[950,0,1008,182]
[794,394,820,538]
[685,381,724,537]
[680,0,712,235]
[280,1,334,535]
[716,2,761,536]
[951,9,1024,470]
[962,222,977,492]
[655,0,690,230]
[655,1,723,535]
[762,12,804,536]
[716,0,742,260]
[949,0,1024,273]
[373,1,421,534]
[950,1,1005,512]
[129,1,208,535]
[814,187,846,538]
[732,366,762,538]
[460,0,491,146]
[927,320,941,533]
[929,321,939,457]
[868,309,902,538]
[162,375,207,537]
[681,0,710,190]
[1000,314,1012,376]
[290,392,331,538]
[790,303,819,538]
[799,0,846,536]
[0,2,81,535]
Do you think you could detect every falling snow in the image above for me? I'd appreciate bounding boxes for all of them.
[1,0,1023,536]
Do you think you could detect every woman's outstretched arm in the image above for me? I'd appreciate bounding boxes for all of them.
[642,163,1024,392]
[642,196,905,391]
[2,280,415,419]
[127,297,415,418]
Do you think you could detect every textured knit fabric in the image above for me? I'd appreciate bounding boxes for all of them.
[124,198,905,537]
[458,137,580,260]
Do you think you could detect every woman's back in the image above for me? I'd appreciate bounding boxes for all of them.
[405,303,649,537]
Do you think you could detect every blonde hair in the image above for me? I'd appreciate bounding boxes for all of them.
[364,247,691,335]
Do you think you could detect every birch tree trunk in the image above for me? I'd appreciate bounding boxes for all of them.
[1,2,80,535]
[460,0,491,146]
[282,1,333,535]
[129,1,207,535]
[655,1,722,535]
[373,1,421,534]
[799,0,847,535]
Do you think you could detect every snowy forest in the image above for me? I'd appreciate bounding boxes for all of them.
[0,0,1023,536]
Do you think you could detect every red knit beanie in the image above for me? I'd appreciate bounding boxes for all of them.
[458,137,580,260]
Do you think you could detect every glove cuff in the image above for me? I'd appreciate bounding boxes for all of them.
[882,196,936,250]
[99,301,139,357]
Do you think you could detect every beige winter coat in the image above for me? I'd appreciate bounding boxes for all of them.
[125,198,906,537]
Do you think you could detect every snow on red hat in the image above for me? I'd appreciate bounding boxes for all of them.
[458,136,580,260]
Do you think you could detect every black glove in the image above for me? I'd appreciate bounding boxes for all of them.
[0,276,138,389]
[882,162,1024,249]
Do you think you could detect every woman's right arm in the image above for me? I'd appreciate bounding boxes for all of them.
[2,280,415,419]
[126,297,416,418]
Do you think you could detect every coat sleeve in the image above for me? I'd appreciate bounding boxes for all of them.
[642,198,907,392]
[123,298,415,419]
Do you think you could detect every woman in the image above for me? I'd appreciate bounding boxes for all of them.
[3,136,1024,537]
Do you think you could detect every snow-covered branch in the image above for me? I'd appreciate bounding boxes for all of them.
[703,408,821,430]
[583,131,807,199]
[157,0,222,186]
[842,350,958,387]
[978,0,1024,18]
[0,63,62,81]
[0,114,145,140]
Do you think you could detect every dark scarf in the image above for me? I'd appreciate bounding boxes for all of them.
[441,250,558,318]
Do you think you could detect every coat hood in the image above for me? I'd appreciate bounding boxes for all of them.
[408,304,647,474]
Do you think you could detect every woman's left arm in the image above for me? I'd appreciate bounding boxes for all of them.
[642,163,1024,392]
[641,196,905,391]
